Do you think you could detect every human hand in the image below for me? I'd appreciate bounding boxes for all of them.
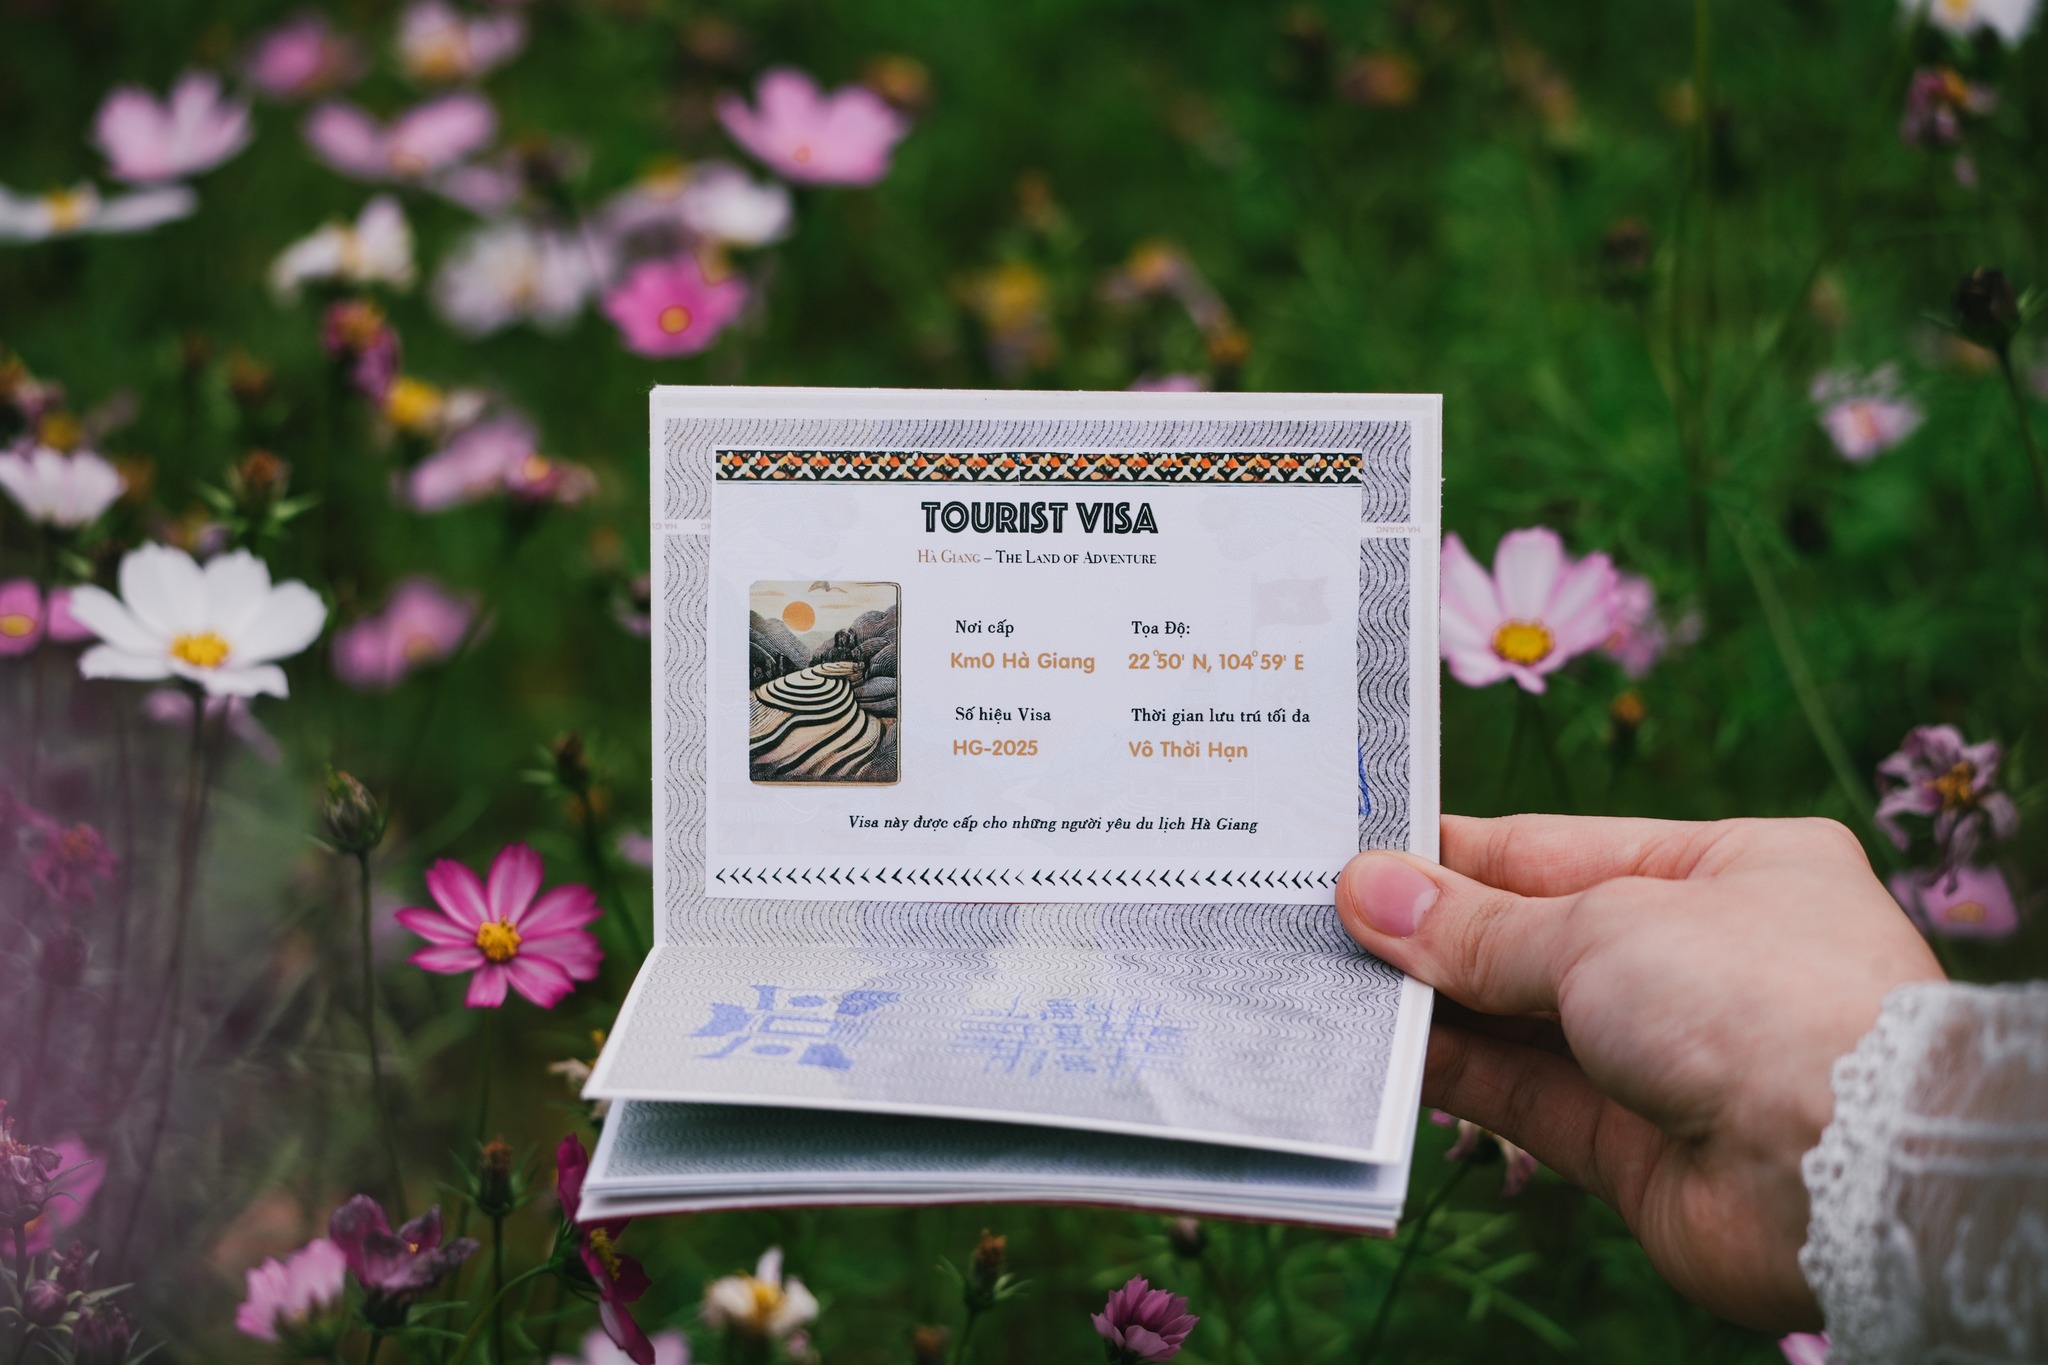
[1337,814,1943,1332]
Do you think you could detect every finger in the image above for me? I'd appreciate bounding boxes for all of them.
[1441,813,1719,896]
[1432,998,1574,1060]
[1424,1023,1655,1213]
[1337,849,1579,1014]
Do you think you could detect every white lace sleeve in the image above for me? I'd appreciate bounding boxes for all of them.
[1800,981,2048,1364]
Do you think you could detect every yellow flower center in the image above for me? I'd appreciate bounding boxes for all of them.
[44,189,89,233]
[1948,900,1987,924]
[414,35,468,81]
[400,631,442,663]
[1490,620,1554,666]
[791,143,813,164]
[385,377,444,433]
[170,631,232,668]
[657,305,693,335]
[586,1227,625,1281]
[0,612,35,638]
[474,920,521,963]
[1930,761,1977,811]
[518,454,554,482]
[748,1279,786,1319]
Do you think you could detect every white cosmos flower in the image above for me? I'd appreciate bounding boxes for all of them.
[271,195,416,297]
[0,183,196,242]
[601,162,791,250]
[1915,0,2039,40]
[69,545,327,698]
[0,445,125,527]
[431,219,610,336]
[699,1247,818,1340]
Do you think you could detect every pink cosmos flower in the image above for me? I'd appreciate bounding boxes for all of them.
[304,94,496,182]
[332,577,476,690]
[321,300,401,402]
[616,831,654,869]
[24,1137,103,1255]
[601,255,748,358]
[1128,374,1208,392]
[397,1,526,83]
[1875,725,2019,870]
[1810,367,1923,463]
[93,72,252,184]
[0,579,44,655]
[551,1328,691,1365]
[397,843,602,1008]
[248,15,366,100]
[1433,1110,1539,1195]
[235,1237,349,1342]
[1780,1332,1831,1365]
[403,416,592,511]
[1092,1277,1198,1363]
[716,68,909,186]
[143,688,282,764]
[1900,68,1995,149]
[1440,528,1619,693]
[28,819,117,906]
[557,1135,655,1365]
[1889,864,2021,939]
[47,589,93,643]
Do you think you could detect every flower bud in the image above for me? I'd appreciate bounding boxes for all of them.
[477,1137,515,1218]
[231,449,291,511]
[965,1229,1007,1309]
[70,1301,135,1365]
[550,733,591,794]
[321,768,386,855]
[910,1325,951,1365]
[1166,1216,1208,1260]
[1952,267,2022,355]
[36,922,89,989]
[22,1278,69,1326]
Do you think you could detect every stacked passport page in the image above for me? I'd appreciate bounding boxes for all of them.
[581,387,1442,1231]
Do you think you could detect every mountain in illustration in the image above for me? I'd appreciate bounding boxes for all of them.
[749,611,809,682]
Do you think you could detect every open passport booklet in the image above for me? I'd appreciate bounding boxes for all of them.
[581,387,1442,1231]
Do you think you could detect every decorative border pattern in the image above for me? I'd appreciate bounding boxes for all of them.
[709,866,1340,892]
[715,449,1362,484]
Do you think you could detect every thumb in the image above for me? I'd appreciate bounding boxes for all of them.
[1336,850,1577,1015]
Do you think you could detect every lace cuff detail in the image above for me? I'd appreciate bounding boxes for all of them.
[1800,981,2048,1365]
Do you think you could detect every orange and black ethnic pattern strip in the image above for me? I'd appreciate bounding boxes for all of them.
[715,449,1362,484]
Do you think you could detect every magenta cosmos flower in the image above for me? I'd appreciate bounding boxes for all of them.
[1875,725,2019,869]
[248,15,365,100]
[1889,864,2020,939]
[602,255,748,358]
[1092,1277,1198,1363]
[557,1135,655,1365]
[235,1237,348,1343]
[398,843,601,1008]
[1810,367,1923,463]
[93,72,251,184]
[332,576,476,690]
[0,579,44,655]
[717,67,910,186]
[328,1196,477,1327]
[304,94,496,182]
[1440,528,1618,693]
[1780,1332,1831,1365]
[28,819,117,907]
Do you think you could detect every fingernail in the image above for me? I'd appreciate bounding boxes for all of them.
[1340,855,1439,938]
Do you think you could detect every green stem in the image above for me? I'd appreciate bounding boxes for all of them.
[1491,689,1531,813]
[445,1264,554,1365]
[363,1333,384,1365]
[1358,1160,1473,1360]
[1995,351,2048,533]
[1525,690,1577,814]
[357,851,408,1219]
[475,1007,498,1147]
[578,808,648,962]
[954,1305,984,1365]
[1724,513,1879,837]
[491,1215,506,1365]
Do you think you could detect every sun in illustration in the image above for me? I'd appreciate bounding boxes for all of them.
[782,600,816,632]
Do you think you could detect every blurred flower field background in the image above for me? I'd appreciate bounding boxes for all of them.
[2,0,2045,1361]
